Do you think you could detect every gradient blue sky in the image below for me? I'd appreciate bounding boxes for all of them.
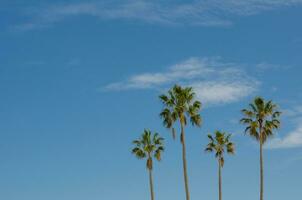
[1,1,302,200]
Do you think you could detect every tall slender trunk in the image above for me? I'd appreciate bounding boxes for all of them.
[218,159,222,200]
[180,121,190,200]
[147,154,155,200]
[260,141,264,200]
[259,122,264,200]
[148,167,155,200]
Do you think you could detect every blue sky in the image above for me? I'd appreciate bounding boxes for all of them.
[1,1,302,200]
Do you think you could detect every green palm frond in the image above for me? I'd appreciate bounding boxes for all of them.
[159,84,202,140]
[132,147,146,159]
[131,129,165,170]
[159,94,169,104]
[241,109,255,118]
[154,146,164,161]
[160,108,175,129]
[272,111,282,118]
[240,97,281,144]
[208,134,214,142]
[240,118,253,124]
[226,142,235,154]
[205,131,235,167]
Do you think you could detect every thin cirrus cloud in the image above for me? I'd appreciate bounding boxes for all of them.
[266,106,302,149]
[267,125,302,149]
[12,0,302,31]
[103,57,259,105]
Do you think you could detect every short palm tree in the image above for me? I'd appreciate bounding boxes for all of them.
[205,131,235,200]
[159,84,202,200]
[240,97,281,200]
[131,129,164,200]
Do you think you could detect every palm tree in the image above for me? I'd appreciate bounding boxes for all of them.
[205,131,235,200]
[240,97,281,200]
[159,84,202,200]
[131,129,164,200]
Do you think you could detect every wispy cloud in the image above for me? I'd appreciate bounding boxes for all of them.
[192,81,256,104]
[266,105,302,149]
[12,0,302,31]
[256,62,283,71]
[283,105,302,118]
[267,125,302,149]
[103,57,259,105]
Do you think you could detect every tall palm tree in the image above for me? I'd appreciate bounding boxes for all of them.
[240,97,281,200]
[205,131,235,200]
[131,129,164,200]
[159,84,202,200]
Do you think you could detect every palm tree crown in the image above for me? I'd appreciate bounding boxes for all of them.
[132,129,164,170]
[205,131,235,167]
[159,84,202,139]
[240,97,281,144]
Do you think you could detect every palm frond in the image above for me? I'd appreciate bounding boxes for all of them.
[241,109,255,118]
[159,85,202,138]
[205,131,235,166]
[241,96,281,144]
[190,114,202,127]
[131,130,165,168]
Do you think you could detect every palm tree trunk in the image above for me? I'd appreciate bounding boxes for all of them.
[219,160,222,200]
[260,141,264,200]
[149,168,155,200]
[180,121,190,200]
[258,122,264,200]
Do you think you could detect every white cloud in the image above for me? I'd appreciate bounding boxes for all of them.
[192,81,256,104]
[103,57,259,105]
[256,62,290,71]
[266,105,302,149]
[105,72,171,90]
[12,0,302,31]
[266,125,302,149]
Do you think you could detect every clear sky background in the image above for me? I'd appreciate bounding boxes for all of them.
[1,1,302,200]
